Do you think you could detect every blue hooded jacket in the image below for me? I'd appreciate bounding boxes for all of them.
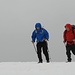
[31,23,49,42]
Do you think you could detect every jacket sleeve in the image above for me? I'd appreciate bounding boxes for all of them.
[44,29,49,40]
[63,30,66,42]
[73,29,75,39]
[31,30,36,42]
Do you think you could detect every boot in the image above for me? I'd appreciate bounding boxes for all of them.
[38,61,43,63]
[67,58,72,62]
[47,60,50,63]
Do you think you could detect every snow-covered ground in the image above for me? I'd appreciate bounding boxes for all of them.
[0,62,75,75]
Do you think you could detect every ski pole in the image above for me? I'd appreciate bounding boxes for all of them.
[47,47,52,62]
[47,41,52,62]
[33,43,37,53]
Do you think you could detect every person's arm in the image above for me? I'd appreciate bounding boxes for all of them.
[63,30,67,43]
[73,29,75,43]
[44,29,49,41]
[31,30,36,43]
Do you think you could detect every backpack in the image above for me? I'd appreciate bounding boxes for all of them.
[72,25,75,34]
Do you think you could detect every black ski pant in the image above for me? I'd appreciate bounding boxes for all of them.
[66,44,75,61]
[36,41,49,62]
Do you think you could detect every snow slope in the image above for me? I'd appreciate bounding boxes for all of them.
[0,62,75,75]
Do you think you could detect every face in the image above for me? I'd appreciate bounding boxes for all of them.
[65,27,70,31]
[36,27,40,30]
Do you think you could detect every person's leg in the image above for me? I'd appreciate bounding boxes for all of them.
[66,44,72,62]
[42,41,49,62]
[36,42,42,63]
[71,44,75,55]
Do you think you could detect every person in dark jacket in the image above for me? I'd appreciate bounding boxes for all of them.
[31,23,50,63]
[63,24,75,62]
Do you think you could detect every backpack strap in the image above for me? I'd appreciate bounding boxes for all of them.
[72,25,75,34]
[72,29,74,34]
[72,29,75,39]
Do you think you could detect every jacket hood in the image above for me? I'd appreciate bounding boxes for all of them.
[35,23,42,29]
[65,24,72,30]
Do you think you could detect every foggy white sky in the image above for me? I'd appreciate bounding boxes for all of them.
[0,0,75,62]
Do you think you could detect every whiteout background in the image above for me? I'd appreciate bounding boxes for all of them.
[0,0,75,62]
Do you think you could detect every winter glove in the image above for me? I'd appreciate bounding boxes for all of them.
[73,39,75,44]
[45,39,48,43]
[63,40,66,43]
[31,41,35,44]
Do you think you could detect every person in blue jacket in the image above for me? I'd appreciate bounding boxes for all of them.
[31,23,49,63]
